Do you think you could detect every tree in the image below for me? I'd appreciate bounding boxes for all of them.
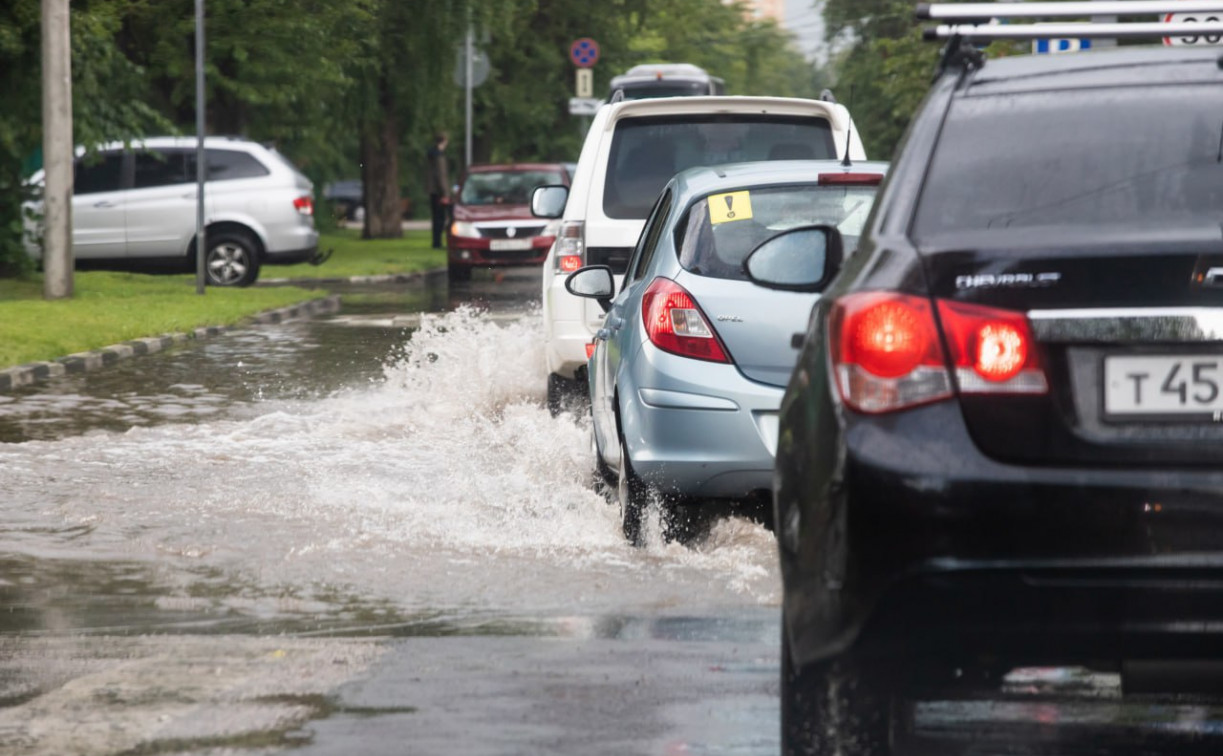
[819,0,1026,160]
[0,0,169,278]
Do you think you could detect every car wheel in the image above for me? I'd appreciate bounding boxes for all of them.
[205,232,260,287]
[616,433,651,546]
[781,618,900,756]
[448,264,472,283]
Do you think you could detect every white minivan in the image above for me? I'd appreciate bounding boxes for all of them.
[24,136,320,286]
[532,96,866,411]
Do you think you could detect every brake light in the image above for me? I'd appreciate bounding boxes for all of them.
[936,301,1048,394]
[585,342,597,359]
[830,292,951,413]
[641,278,729,363]
[817,173,884,186]
[555,220,584,271]
[293,196,313,216]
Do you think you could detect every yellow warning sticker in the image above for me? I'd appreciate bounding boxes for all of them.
[708,191,753,224]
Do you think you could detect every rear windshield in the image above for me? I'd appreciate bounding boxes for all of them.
[677,183,878,281]
[461,170,565,205]
[913,85,1223,240]
[603,115,836,219]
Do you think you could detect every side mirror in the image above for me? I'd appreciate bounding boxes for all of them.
[564,265,615,312]
[531,185,569,219]
[743,225,843,293]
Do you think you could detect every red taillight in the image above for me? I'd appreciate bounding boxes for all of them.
[831,293,950,413]
[936,301,1048,394]
[818,172,884,186]
[585,342,597,359]
[555,220,584,271]
[849,299,933,378]
[641,278,729,363]
[293,196,313,216]
[830,292,1048,414]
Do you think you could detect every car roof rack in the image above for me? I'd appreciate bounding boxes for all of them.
[919,2,1223,74]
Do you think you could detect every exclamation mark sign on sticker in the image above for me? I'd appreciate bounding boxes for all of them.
[709,191,753,224]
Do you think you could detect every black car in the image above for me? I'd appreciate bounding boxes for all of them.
[747,8,1223,755]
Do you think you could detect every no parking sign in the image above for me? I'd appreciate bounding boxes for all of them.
[569,38,600,68]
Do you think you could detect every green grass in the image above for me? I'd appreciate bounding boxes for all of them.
[272,228,445,280]
[0,272,327,369]
[0,229,442,371]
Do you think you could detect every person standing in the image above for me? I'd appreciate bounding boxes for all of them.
[427,132,451,249]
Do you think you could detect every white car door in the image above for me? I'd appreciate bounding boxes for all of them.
[71,151,127,259]
[125,148,198,259]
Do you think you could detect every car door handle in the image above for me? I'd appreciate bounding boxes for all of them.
[92,200,117,209]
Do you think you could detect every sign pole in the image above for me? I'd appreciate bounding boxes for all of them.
[1093,0,1118,48]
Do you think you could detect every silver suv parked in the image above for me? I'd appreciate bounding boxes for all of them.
[25,136,320,286]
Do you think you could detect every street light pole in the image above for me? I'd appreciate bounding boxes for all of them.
[194,0,207,294]
[41,0,73,300]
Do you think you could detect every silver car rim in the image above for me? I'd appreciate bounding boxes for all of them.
[208,243,248,285]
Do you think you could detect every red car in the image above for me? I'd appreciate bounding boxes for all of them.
[447,163,571,281]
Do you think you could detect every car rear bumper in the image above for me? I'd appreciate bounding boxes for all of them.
[854,558,1223,665]
[620,343,783,498]
[779,399,1223,667]
[448,236,552,267]
[544,275,600,379]
[264,227,319,265]
[264,242,319,266]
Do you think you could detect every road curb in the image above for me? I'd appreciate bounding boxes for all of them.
[0,295,342,393]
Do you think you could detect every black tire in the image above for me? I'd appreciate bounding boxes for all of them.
[448,263,472,282]
[546,372,580,416]
[781,618,898,756]
[204,231,260,287]
[616,433,650,546]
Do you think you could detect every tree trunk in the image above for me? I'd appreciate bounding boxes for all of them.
[360,75,403,240]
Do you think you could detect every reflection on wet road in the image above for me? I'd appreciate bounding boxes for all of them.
[2,269,1222,754]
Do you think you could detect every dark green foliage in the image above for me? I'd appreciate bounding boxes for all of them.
[821,0,1030,160]
[0,0,823,266]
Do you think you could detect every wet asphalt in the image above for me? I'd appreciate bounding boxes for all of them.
[3,267,1223,755]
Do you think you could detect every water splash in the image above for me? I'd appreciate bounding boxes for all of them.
[0,307,779,629]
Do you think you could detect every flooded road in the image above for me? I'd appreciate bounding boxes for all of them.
[3,269,1223,755]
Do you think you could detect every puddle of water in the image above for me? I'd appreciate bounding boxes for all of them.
[0,306,780,636]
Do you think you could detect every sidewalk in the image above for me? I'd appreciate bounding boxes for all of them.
[341,220,430,231]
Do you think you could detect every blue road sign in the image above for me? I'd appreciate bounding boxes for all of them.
[570,38,600,68]
[1034,38,1093,54]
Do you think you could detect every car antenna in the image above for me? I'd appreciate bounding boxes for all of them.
[841,86,854,168]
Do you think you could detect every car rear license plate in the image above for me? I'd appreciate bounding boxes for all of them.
[1104,355,1223,418]
[489,238,531,251]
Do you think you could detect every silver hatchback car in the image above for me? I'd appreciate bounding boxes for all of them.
[25,136,320,286]
[566,160,888,543]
